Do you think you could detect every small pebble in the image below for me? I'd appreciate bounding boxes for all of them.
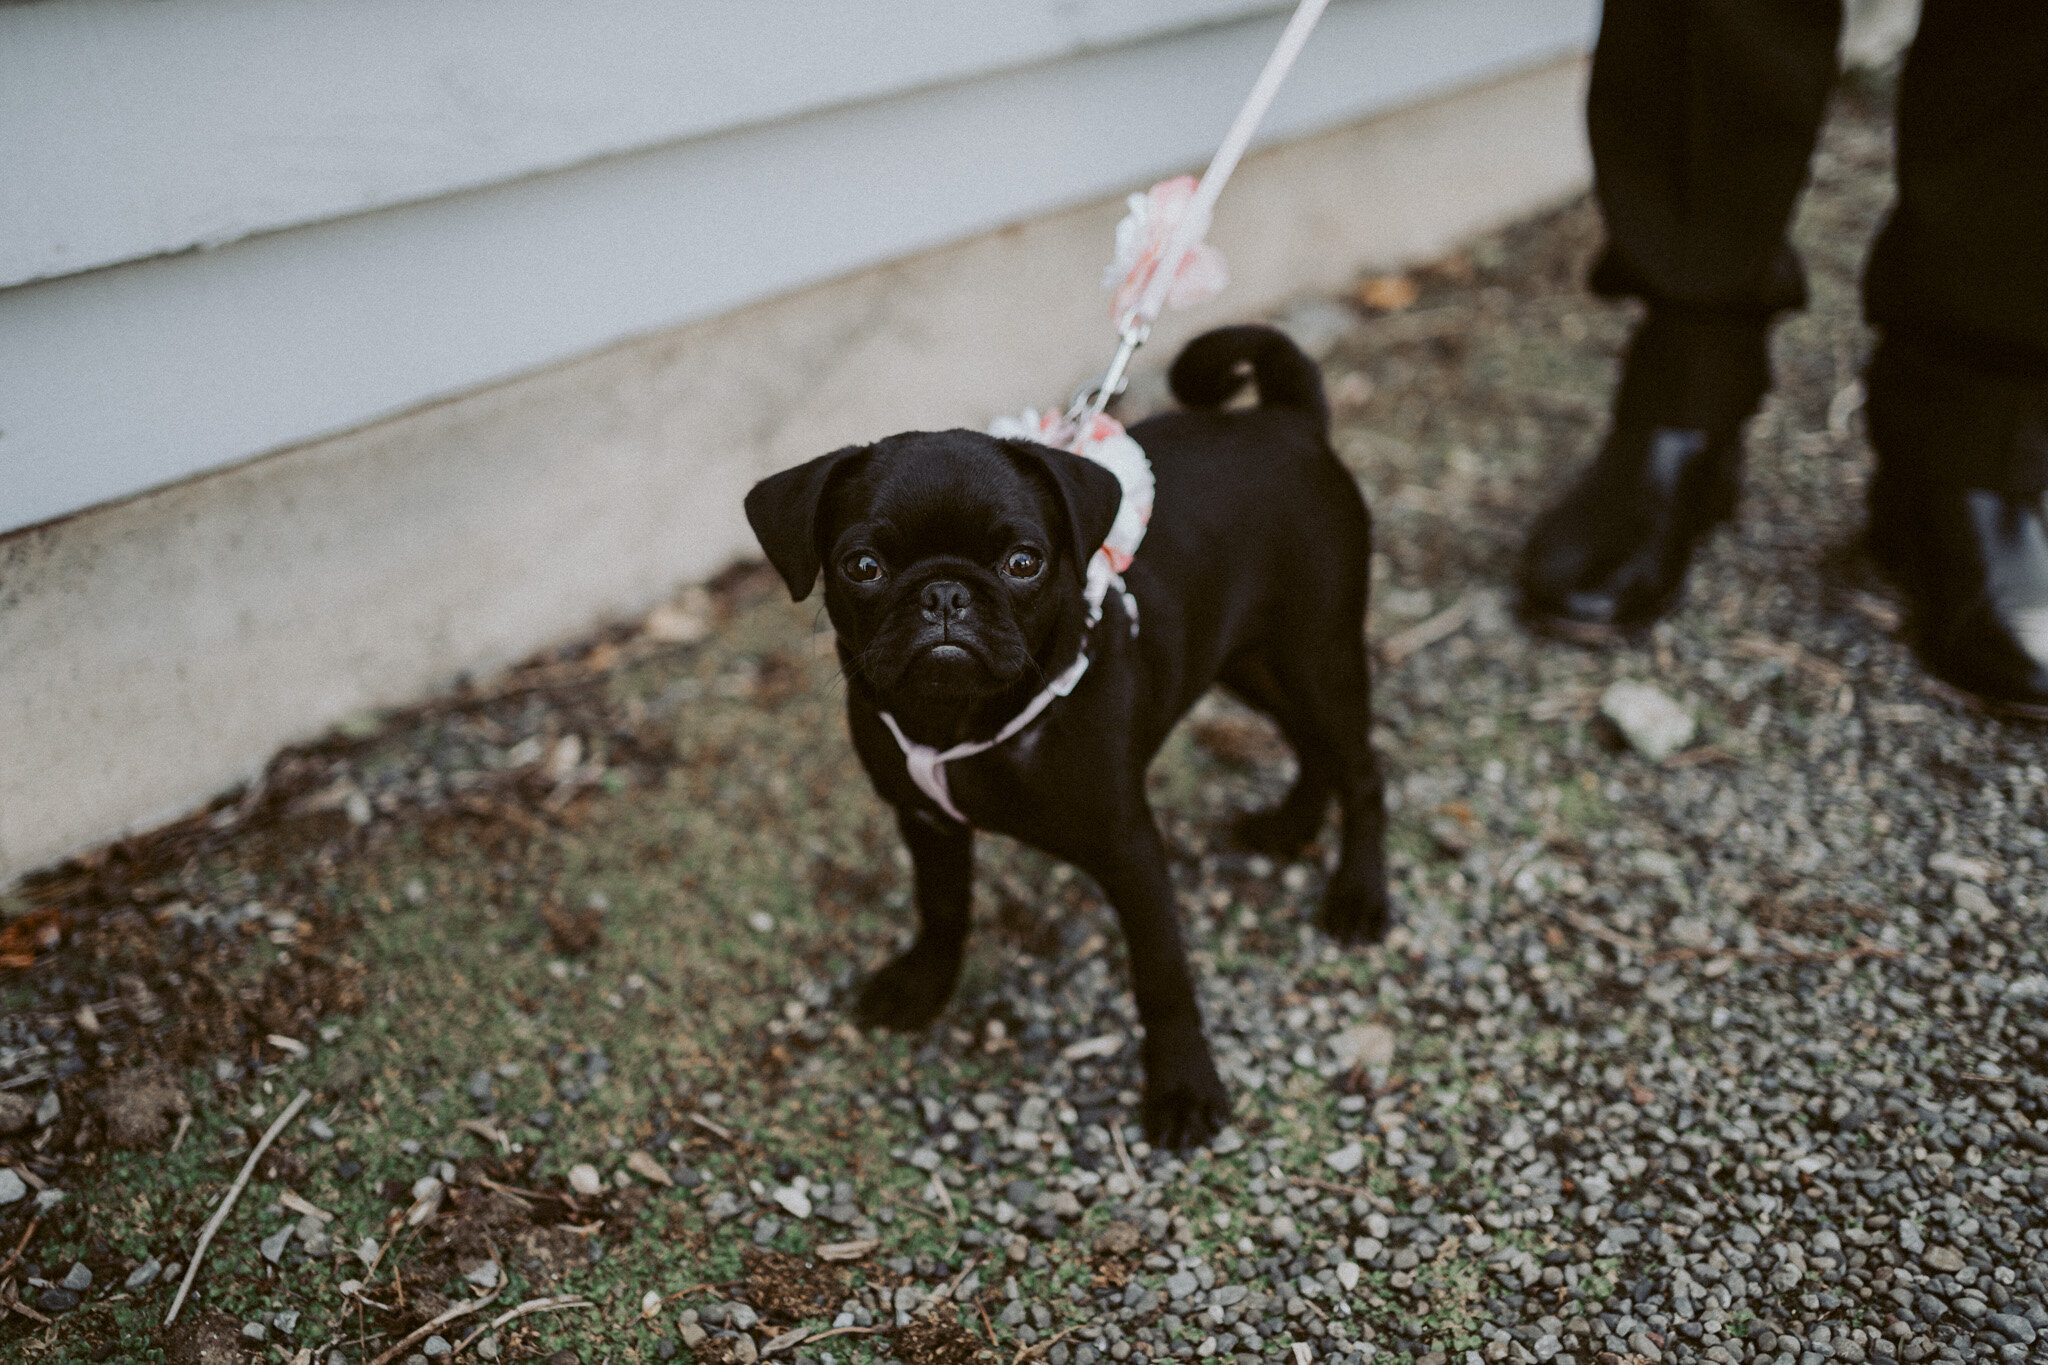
[259,1225,294,1264]
[1598,680,1696,761]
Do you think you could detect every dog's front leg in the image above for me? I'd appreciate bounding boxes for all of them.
[853,807,973,1032]
[1082,819,1230,1151]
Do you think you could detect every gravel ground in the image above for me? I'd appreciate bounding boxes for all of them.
[2,69,2046,1365]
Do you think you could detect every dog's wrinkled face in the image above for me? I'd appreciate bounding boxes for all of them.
[745,430,1123,709]
[820,436,1066,701]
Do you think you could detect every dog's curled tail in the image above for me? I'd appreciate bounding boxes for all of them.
[1167,324,1329,433]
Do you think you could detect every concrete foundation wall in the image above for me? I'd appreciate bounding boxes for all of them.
[0,59,1590,883]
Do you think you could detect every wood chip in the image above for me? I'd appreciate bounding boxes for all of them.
[279,1190,333,1222]
[624,1150,672,1186]
[266,1033,310,1059]
[1058,1033,1124,1062]
[1527,686,1600,722]
[817,1239,880,1262]
[458,1118,509,1152]
[689,1112,736,1142]
[1379,595,1474,664]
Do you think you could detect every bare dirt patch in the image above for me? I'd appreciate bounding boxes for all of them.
[894,1309,993,1365]
[741,1247,845,1325]
[85,1063,192,1149]
[159,1309,259,1365]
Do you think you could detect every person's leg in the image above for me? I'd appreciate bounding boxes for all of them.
[1862,0,2048,713]
[1522,0,1842,637]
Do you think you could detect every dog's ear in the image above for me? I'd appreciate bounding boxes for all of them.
[744,446,869,601]
[1000,440,1123,572]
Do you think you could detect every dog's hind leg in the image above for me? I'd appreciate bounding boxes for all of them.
[1272,643,1389,945]
[853,807,973,1031]
[1219,652,1336,857]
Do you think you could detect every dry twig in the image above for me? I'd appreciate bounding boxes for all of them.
[1013,1325,1078,1365]
[0,1216,39,1281]
[165,1088,311,1326]
[1110,1122,1141,1189]
[368,1286,502,1365]
[450,1294,592,1357]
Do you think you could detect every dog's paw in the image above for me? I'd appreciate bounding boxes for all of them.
[1142,1075,1231,1153]
[850,949,957,1032]
[1140,1049,1231,1152]
[1231,805,1320,859]
[1316,873,1390,946]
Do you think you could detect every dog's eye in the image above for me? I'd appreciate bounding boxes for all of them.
[1003,548,1044,579]
[842,552,884,583]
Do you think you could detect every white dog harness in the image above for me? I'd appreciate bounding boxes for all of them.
[877,410,1153,823]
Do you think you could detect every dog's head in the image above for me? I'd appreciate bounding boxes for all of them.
[745,430,1121,705]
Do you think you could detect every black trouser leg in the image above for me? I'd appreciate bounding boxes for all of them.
[1586,0,1843,316]
[1520,0,1841,633]
[1864,0,2048,493]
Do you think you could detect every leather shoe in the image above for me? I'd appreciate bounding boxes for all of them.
[1519,311,1770,639]
[1868,475,2048,719]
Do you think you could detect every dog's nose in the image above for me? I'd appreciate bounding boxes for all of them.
[920,580,971,624]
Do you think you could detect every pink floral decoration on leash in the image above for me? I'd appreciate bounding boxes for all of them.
[1105,176,1229,332]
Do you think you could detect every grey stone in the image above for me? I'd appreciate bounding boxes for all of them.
[1922,1247,1965,1274]
[259,1225,294,1264]
[1599,681,1696,761]
[1986,1314,2035,1345]
[1324,1142,1365,1176]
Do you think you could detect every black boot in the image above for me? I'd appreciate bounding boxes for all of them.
[1520,310,1772,639]
[1866,338,2048,718]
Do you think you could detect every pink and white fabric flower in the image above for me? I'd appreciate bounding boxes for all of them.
[1104,175,1229,331]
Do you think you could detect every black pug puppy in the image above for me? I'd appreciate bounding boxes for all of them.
[745,324,1386,1148]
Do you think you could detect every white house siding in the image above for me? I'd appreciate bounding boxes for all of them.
[0,0,1597,534]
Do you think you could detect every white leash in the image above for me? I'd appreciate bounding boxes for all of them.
[887,0,1332,825]
[1073,0,1332,423]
